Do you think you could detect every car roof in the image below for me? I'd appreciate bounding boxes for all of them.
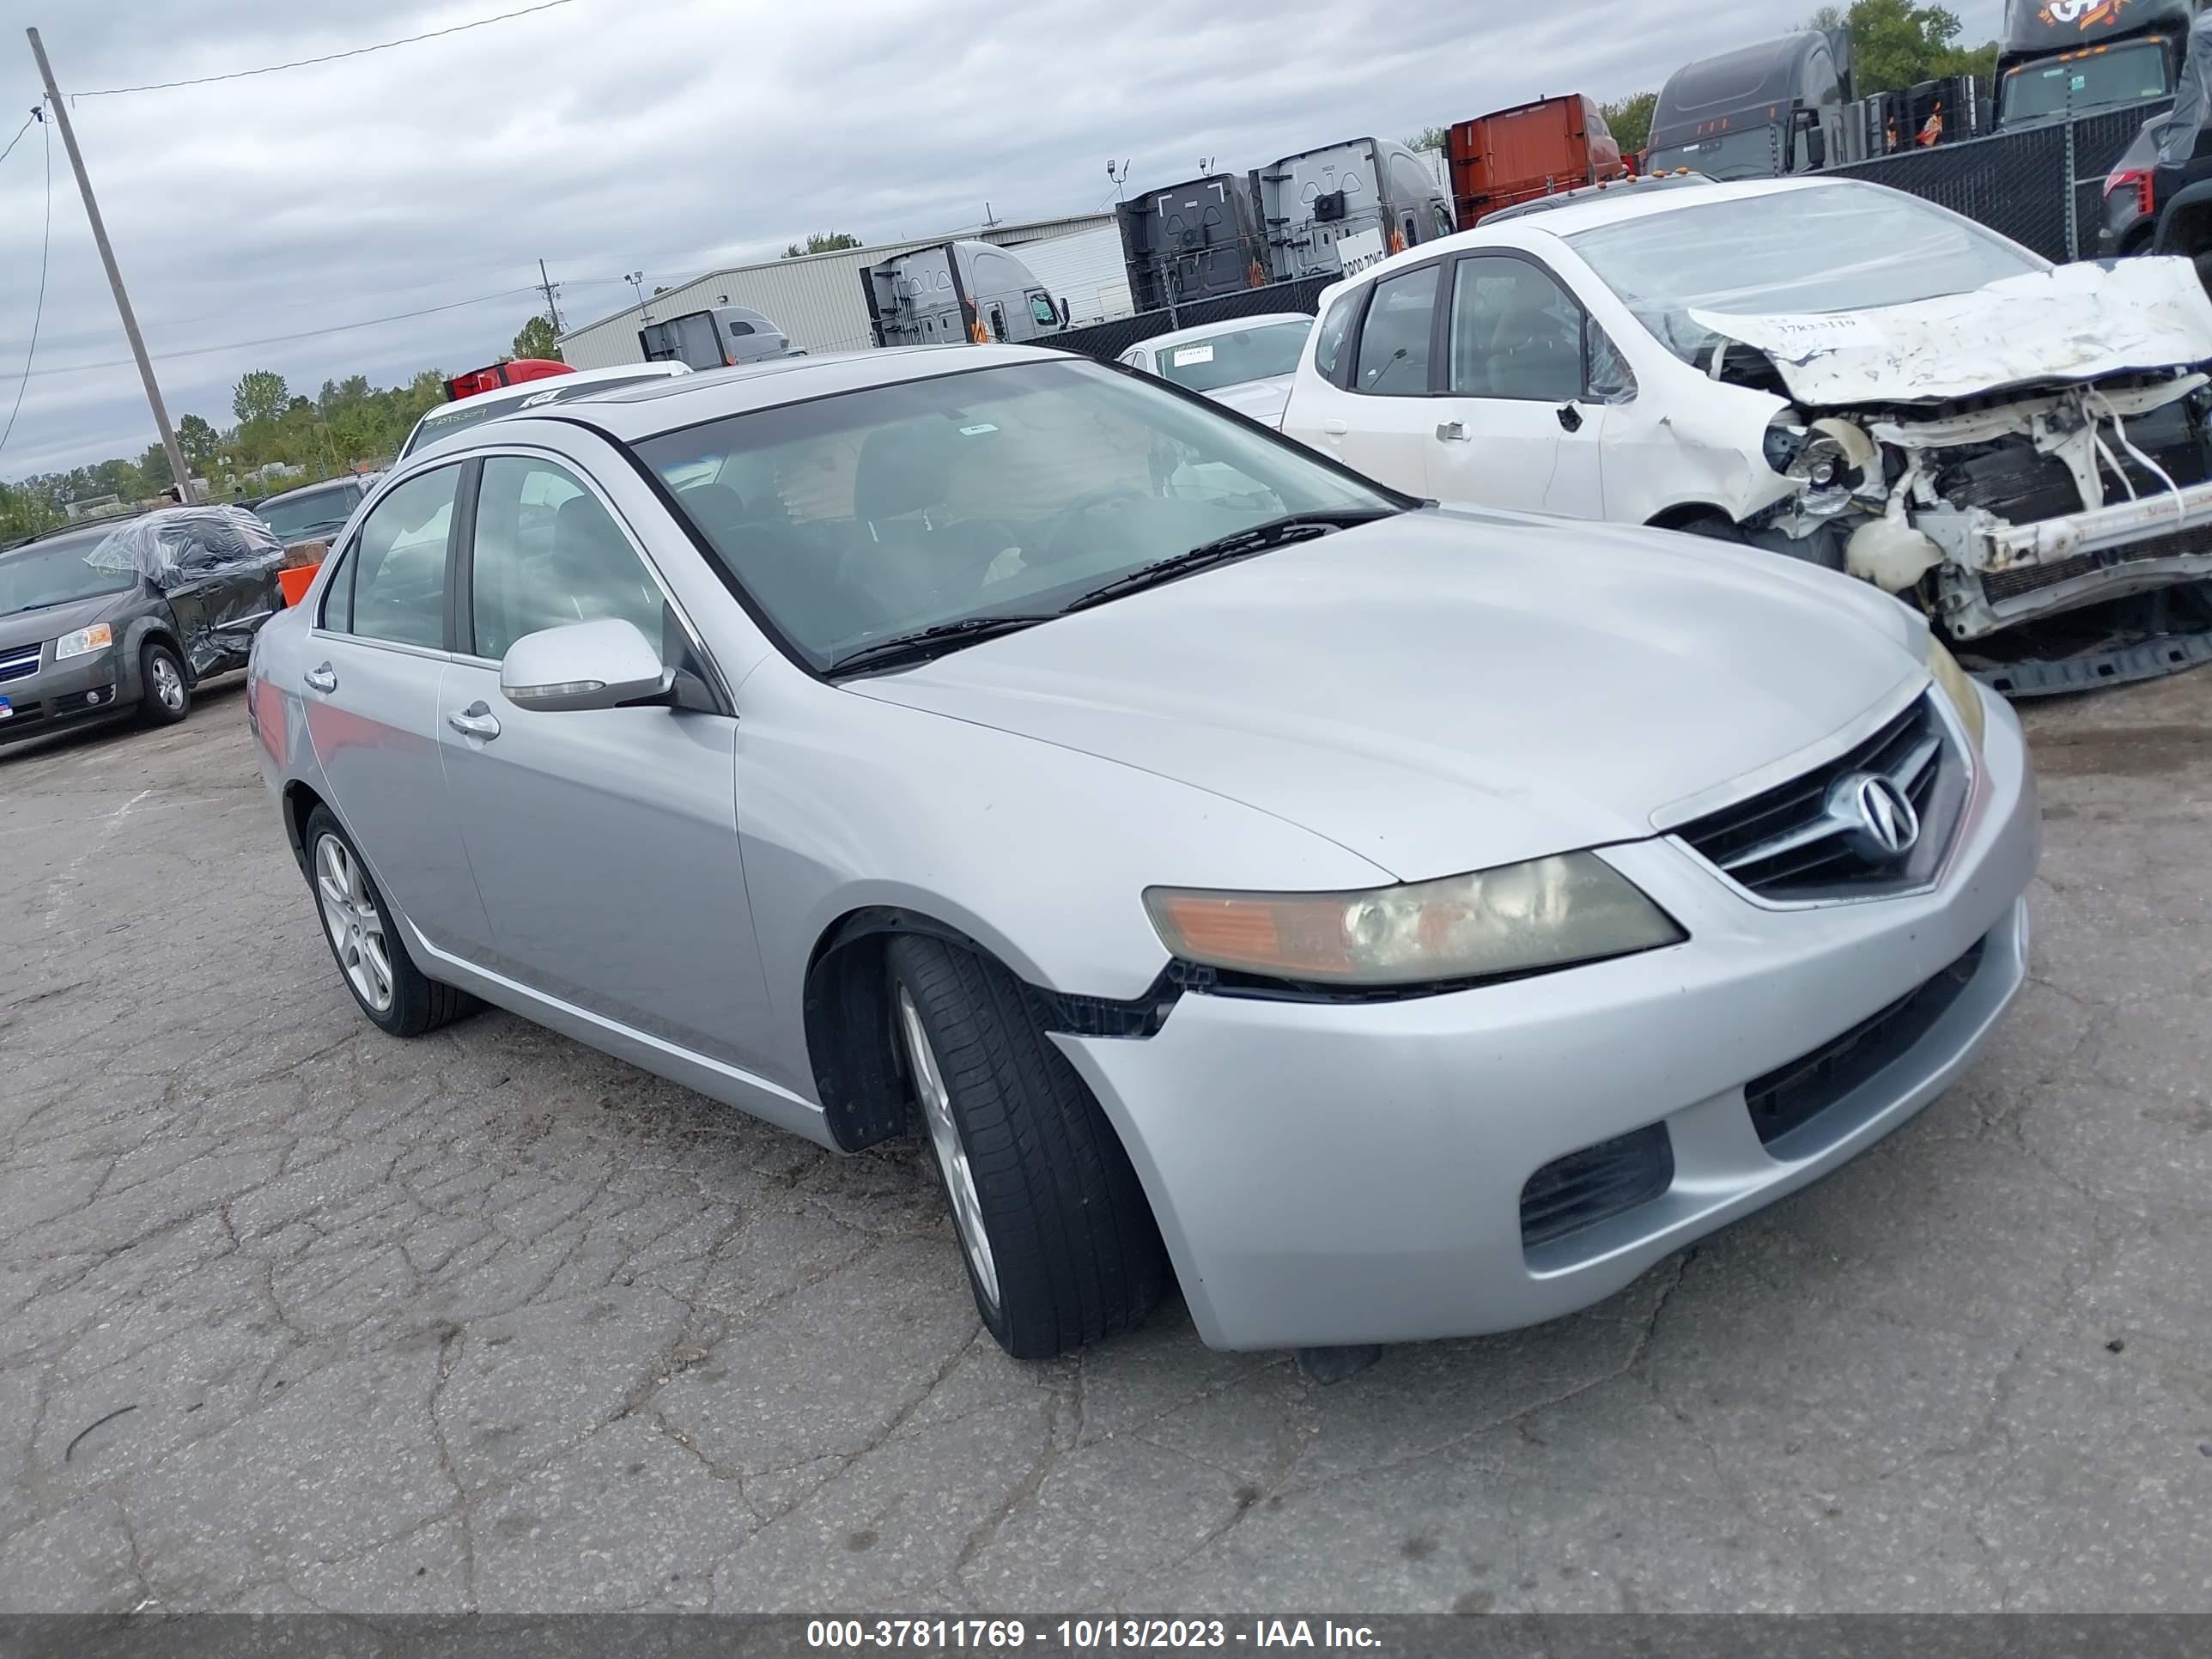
[542,345,1086,443]
[1133,313,1316,355]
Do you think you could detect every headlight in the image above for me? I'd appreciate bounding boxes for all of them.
[1925,636,1987,752]
[54,623,112,660]
[1145,853,1686,989]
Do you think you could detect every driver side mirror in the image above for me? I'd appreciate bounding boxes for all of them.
[501,618,674,713]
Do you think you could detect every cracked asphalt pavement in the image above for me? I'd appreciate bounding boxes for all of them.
[2,674,2209,1615]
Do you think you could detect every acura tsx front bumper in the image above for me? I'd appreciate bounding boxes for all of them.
[1055,687,2039,1352]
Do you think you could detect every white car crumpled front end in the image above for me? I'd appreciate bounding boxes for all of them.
[1705,258,2212,642]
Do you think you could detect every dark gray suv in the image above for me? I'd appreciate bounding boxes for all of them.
[0,507,286,747]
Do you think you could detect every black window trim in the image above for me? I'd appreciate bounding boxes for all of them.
[1438,246,1597,405]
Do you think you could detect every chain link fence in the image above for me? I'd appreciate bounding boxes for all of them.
[1825,104,2168,263]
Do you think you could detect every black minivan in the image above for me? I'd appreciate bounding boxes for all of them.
[0,507,286,747]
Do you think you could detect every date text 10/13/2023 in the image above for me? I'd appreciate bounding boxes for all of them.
[805,1620,1385,1650]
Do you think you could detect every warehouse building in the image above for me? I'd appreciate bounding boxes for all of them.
[558,212,1131,368]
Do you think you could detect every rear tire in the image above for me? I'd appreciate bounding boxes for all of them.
[138,641,190,726]
[302,805,474,1038]
[886,934,1168,1358]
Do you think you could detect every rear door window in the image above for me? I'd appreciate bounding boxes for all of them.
[344,466,461,649]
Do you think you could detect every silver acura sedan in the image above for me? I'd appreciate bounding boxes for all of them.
[247,344,2039,1359]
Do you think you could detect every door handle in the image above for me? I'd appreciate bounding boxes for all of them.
[1435,422,1470,441]
[304,664,337,694]
[447,702,501,741]
[1322,419,1349,436]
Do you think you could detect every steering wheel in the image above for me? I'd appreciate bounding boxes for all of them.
[1029,483,1152,568]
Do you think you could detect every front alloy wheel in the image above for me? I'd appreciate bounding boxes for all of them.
[884,934,1167,1358]
[896,983,1002,1313]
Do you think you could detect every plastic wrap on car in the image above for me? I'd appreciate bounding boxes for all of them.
[84,506,288,678]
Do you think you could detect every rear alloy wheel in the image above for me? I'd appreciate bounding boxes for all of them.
[302,805,474,1037]
[139,641,190,726]
[887,934,1168,1358]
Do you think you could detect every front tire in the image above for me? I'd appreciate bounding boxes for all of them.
[302,805,473,1038]
[887,935,1168,1358]
[138,641,190,726]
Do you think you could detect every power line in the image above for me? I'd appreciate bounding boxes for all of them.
[0,108,33,167]
[21,286,544,380]
[0,113,52,463]
[74,0,577,97]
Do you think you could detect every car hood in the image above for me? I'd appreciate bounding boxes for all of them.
[1204,374,1295,426]
[0,590,134,655]
[1691,256,2212,406]
[852,508,1923,881]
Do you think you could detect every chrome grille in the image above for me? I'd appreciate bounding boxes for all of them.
[1674,696,1967,902]
[0,644,41,684]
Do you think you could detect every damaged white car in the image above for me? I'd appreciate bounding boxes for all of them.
[1279,176,2212,692]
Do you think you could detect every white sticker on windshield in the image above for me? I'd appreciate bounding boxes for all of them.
[958,422,999,436]
[1727,313,1881,354]
[1171,343,1216,367]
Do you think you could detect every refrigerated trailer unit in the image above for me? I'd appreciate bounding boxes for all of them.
[1250,137,1456,281]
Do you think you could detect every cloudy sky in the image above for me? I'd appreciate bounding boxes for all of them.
[0,0,2003,481]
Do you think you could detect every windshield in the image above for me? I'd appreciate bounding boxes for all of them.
[1645,128,1780,181]
[1154,321,1314,392]
[1568,183,2045,363]
[256,483,356,542]
[0,536,137,617]
[634,358,1401,672]
[2001,40,2170,124]
[403,373,667,457]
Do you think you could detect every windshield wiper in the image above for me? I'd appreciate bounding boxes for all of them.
[826,614,1054,677]
[1061,508,1399,613]
[2,597,100,617]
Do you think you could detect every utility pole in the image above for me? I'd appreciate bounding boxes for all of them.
[536,258,563,335]
[26,27,193,504]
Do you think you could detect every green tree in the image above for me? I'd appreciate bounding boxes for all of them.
[137,441,173,492]
[512,313,562,360]
[781,230,864,258]
[1815,0,1998,95]
[176,414,221,477]
[1600,92,1657,155]
[232,370,289,427]
[1406,125,1449,152]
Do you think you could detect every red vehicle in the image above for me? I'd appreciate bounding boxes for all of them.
[1446,94,1628,228]
[441,358,572,402]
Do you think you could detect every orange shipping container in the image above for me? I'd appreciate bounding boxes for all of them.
[1446,95,1627,228]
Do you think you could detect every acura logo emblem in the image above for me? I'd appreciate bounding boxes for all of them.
[1832,772,1921,862]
